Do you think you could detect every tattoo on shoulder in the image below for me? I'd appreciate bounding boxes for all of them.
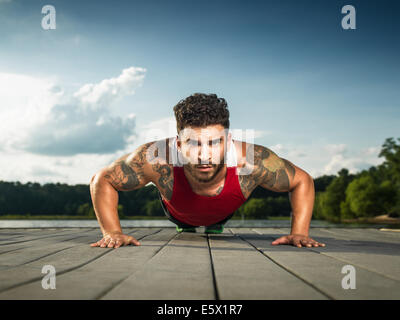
[238,144,296,198]
[104,159,143,191]
[103,142,154,191]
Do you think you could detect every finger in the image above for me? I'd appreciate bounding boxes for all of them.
[293,239,302,248]
[271,236,289,245]
[129,237,141,246]
[312,241,322,247]
[114,239,121,249]
[308,238,325,247]
[301,239,312,248]
[90,241,100,247]
[100,238,111,248]
[93,238,105,248]
[107,239,116,248]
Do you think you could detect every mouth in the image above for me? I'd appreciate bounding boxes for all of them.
[195,165,213,172]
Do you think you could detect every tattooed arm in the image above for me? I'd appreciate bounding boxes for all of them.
[89,142,154,248]
[238,142,325,248]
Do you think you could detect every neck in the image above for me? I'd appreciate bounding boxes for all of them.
[183,164,227,190]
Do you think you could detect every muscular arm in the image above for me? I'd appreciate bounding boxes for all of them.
[238,143,315,237]
[90,142,153,236]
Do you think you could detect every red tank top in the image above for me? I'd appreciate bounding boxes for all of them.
[162,166,247,226]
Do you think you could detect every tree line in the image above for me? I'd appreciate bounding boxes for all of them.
[313,137,400,222]
[0,137,398,221]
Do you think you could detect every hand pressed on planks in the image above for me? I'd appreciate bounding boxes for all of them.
[90,231,141,249]
[271,234,326,248]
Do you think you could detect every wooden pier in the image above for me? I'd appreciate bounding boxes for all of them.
[0,227,399,300]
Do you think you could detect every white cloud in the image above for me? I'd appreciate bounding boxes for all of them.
[74,67,145,108]
[324,143,347,155]
[269,143,287,155]
[137,117,177,143]
[0,67,146,156]
[230,129,271,143]
[29,165,67,178]
[322,149,383,176]
[249,141,384,178]
[0,67,147,184]
[363,146,381,156]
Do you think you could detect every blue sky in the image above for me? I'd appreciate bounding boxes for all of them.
[0,0,399,184]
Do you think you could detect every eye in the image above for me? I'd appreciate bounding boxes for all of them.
[188,140,199,146]
[212,139,222,145]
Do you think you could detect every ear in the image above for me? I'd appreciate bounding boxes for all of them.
[226,131,232,151]
[176,135,181,150]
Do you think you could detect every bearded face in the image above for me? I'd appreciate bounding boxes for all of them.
[177,125,230,183]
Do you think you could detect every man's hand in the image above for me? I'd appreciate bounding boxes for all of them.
[90,231,141,249]
[271,234,325,248]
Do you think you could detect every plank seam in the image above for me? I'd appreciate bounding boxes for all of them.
[0,229,96,246]
[0,246,27,256]
[229,229,335,300]
[262,229,400,282]
[95,230,178,300]
[316,251,400,283]
[206,235,220,301]
[0,229,163,295]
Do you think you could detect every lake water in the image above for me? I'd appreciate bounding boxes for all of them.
[0,219,389,228]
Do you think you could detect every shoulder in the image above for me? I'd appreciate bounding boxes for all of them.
[233,140,298,193]
[233,140,282,169]
[126,138,174,167]
[131,138,175,200]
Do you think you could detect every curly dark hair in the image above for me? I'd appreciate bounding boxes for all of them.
[173,93,230,132]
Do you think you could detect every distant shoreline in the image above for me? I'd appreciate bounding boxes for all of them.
[342,214,400,225]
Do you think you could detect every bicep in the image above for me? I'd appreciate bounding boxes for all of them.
[101,145,153,191]
[248,144,298,192]
[260,156,300,192]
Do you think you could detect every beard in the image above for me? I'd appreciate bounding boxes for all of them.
[184,162,225,183]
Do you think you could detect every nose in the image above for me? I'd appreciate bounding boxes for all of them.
[198,143,211,164]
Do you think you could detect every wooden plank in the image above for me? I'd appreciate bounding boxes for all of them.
[0,227,150,255]
[209,230,327,299]
[0,228,84,237]
[0,228,176,299]
[102,231,215,300]
[0,228,100,255]
[302,228,400,282]
[237,228,400,299]
[0,228,96,246]
[0,229,103,267]
[0,228,159,296]
[315,227,400,243]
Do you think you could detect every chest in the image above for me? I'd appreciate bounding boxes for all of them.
[157,166,252,201]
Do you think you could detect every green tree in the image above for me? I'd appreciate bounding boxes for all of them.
[379,180,398,214]
[342,175,383,217]
[378,137,400,216]
[77,203,95,218]
[379,137,400,184]
[313,169,354,222]
[144,199,164,216]
[117,204,125,219]
[237,198,267,219]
